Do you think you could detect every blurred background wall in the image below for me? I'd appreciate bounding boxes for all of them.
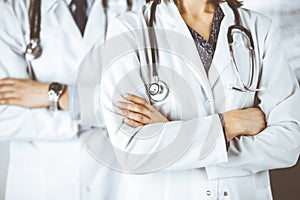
[243,1,300,199]
[244,0,300,81]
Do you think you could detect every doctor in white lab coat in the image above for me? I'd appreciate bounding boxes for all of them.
[100,0,300,199]
[0,0,142,199]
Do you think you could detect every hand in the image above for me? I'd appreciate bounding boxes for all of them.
[0,78,70,109]
[115,93,169,128]
[0,78,49,108]
[223,108,266,141]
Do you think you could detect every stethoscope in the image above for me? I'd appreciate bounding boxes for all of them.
[25,0,42,80]
[147,0,169,102]
[226,1,261,92]
[147,0,261,102]
[24,0,133,79]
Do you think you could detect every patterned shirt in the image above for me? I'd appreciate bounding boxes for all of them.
[187,5,224,74]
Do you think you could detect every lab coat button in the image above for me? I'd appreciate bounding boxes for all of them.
[206,190,211,196]
[224,191,228,196]
[206,99,211,103]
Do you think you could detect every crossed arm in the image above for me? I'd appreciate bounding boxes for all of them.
[0,77,265,143]
[0,78,69,110]
[115,93,266,142]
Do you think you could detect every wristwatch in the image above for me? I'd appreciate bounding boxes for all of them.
[48,82,65,111]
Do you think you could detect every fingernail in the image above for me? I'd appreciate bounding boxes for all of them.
[123,118,130,123]
[122,93,129,99]
[115,102,122,107]
[114,109,122,115]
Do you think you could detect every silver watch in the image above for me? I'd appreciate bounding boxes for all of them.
[48,82,65,111]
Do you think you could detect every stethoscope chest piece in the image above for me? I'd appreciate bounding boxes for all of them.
[148,80,169,102]
[25,39,42,61]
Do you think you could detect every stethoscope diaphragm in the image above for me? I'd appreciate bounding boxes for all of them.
[148,80,169,102]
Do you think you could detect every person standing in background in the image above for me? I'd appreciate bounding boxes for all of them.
[0,0,142,199]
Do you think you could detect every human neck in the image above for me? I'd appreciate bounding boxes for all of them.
[176,0,217,41]
[177,0,216,16]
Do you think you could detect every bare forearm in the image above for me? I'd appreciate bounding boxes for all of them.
[0,78,69,110]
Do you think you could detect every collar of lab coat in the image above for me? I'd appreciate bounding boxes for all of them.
[157,0,235,88]
[42,0,104,44]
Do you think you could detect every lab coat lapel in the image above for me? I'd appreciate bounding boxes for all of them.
[83,0,104,50]
[160,1,212,94]
[208,2,235,88]
[53,1,83,39]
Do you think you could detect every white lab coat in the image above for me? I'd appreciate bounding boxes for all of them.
[100,1,300,199]
[0,0,142,199]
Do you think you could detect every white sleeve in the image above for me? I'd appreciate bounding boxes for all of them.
[0,2,78,141]
[99,18,228,173]
[205,21,300,180]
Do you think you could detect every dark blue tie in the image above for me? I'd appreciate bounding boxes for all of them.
[69,0,88,36]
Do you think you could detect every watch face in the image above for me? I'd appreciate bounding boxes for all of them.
[49,82,64,95]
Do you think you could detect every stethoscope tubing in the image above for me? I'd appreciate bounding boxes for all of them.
[147,0,261,102]
[25,0,133,59]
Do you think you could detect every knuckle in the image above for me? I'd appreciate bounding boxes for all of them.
[137,106,145,113]
[144,118,151,124]
[136,106,142,112]
[127,120,139,128]
[125,110,130,116]
[137,115,144,122]
[133,122,140,128]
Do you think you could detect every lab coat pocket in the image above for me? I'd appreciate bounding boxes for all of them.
[223,63,258,109]
[226,86,256,109]
[254,172,273,200]
[122,173,167,200]
[256,186,273,200]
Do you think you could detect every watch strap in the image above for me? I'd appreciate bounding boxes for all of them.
[48,82,64,111]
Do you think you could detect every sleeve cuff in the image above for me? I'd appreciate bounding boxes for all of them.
[218,113,230,151]
[68,84,80,120]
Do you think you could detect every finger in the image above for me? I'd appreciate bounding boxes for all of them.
[122,93,154,111]
[115,102,151,118]
[0,78,19,85]
[123,118,144,128]
[0,98,19,106]
[0,85,15,92]
[115,109,151,124]
[0,91,18,99]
